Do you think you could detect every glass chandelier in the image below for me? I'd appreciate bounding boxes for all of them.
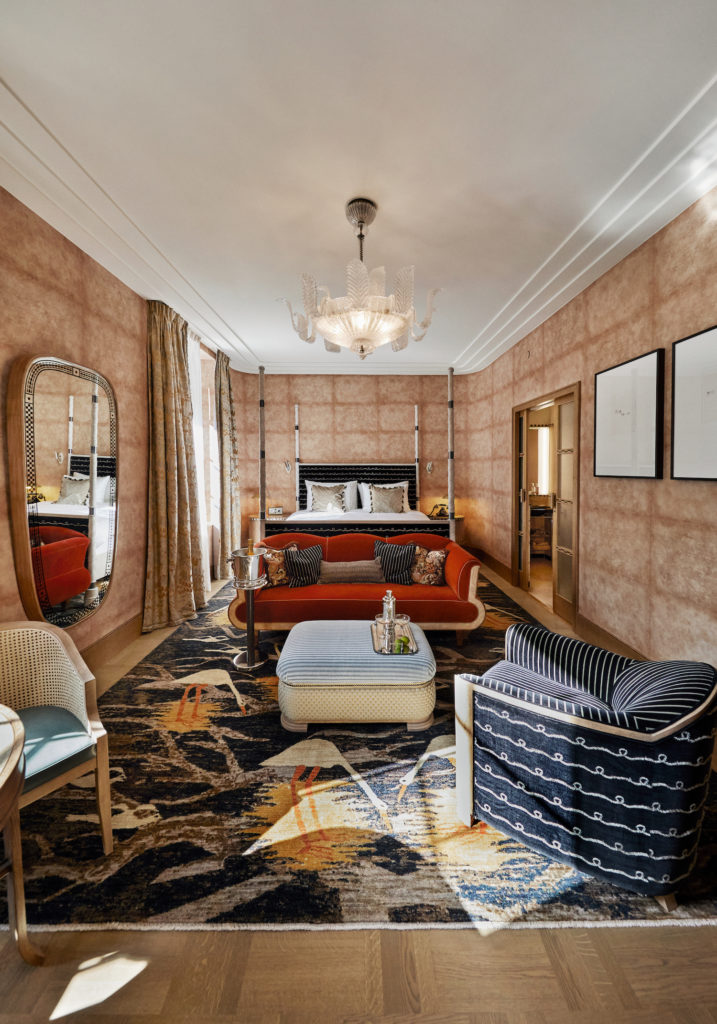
[284,198,439,360]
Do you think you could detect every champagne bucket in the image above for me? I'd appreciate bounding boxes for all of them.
[229,548,262,584]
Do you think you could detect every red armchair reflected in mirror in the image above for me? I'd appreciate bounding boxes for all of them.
[31,525,91,607]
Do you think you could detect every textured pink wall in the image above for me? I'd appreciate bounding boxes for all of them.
[456,187,717,663]
[230,371,452,543]
[0,188,148,650]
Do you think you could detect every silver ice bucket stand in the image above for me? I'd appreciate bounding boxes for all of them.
[229,548,267,669]
[229,548,264,588]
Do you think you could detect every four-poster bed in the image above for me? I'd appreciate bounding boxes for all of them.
[253,370,458,541]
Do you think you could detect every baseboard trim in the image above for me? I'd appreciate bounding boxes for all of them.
[80,612,143,672]
[472,548,512,583]
[575,613,646,661]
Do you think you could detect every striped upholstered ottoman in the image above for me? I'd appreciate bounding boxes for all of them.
[276,620,436,732]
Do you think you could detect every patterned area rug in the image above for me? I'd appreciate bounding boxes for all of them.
[5,580,717,930]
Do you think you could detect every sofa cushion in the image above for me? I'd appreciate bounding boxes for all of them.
[252,582,479,624]
[319,558,384,583]
[18,705,95,793]
[285,544,322,587]
[482,661,612,713]
[411,545,448,585]
[259,543,298,588]
[375,540,415,585]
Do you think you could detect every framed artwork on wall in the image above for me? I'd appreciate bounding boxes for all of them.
[593,348,664,478]
[671,324,717,480]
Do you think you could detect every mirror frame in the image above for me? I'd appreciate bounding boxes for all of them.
[7,355,119,625]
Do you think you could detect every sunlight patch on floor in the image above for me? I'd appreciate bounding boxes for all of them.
[50,952,148,1020]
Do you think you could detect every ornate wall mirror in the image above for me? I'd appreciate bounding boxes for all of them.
[7,356,118,627]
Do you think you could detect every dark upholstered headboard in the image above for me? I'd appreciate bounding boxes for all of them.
[297,463,417,510]
[69,454,116,478]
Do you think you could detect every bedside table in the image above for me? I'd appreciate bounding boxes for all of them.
[250,515,289,543]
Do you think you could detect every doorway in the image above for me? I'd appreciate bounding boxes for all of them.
[512,384,580,625]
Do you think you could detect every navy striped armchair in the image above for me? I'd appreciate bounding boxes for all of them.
[455,623,717,902]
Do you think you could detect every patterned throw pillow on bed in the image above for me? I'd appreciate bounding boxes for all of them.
[258,543,298,588]
[411,545,448,586]
[285,544,323,587]
[310,483,347,513]
[368,483,404,514]
[374,539,415,586]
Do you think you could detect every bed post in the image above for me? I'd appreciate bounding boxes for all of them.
[66,394,74,469]
[414,404,420,505]
[448,367,455,541]
[295,403,300,509]
[84,380,99,607]
[259,366,266,530]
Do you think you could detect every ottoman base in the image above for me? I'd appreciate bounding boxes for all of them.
[280,711,434,733]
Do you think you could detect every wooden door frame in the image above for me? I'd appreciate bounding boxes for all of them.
[511,382,581,622]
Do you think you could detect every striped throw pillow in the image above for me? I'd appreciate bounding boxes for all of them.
[285,544,323,588]
[374,540,415,586]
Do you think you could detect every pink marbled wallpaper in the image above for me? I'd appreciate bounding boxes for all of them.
[0,188,148,650]
[230,371,452,543]
[456,187,717,663]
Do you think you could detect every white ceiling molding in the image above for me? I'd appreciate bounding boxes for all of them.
[3,3,717,377]
[456,73,717,373]
[0,78,257,371]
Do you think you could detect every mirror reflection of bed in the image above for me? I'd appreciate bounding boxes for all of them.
[23,362,117,627]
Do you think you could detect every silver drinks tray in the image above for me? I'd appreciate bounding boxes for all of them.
[370,619,418,655]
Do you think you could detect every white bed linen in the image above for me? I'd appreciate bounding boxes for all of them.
[31,503,116,580]
[286,509,430,523]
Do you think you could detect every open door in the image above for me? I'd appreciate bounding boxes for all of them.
[512,383,580,625]
[552,392,579,624]
[513,408,529,590]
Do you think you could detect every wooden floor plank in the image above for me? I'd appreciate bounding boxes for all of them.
[380,931,422,1017]
[418,928,566,1014]
[2,926,717,1022]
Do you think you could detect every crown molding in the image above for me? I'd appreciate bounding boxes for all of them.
[0,78,257,371]
[250,360,450,376]
[454,71,717,374]
[4,68,717,379]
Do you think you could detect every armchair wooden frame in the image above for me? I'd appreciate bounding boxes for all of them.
[0,621,113,857]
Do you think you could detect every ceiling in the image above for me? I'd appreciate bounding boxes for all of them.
[3,1,717,375]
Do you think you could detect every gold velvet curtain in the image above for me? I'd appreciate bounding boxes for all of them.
[214,351,241,578]
[143,301,207,630]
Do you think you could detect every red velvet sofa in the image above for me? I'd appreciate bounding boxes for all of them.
[227,532,485,641]
[31,525,91,606]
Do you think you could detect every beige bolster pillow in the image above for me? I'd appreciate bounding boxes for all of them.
[318,558,385,584]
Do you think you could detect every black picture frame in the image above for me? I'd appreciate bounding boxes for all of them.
[671,324,717,480]
[593,348,664,478]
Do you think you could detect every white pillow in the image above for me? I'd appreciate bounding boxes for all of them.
[359,480,410,513]
[70,472,113,505]
[306,479,358,511]
[57,475,90,505]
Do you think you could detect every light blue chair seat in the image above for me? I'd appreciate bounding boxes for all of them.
[18,706,96,793]
[1,621,113,857]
